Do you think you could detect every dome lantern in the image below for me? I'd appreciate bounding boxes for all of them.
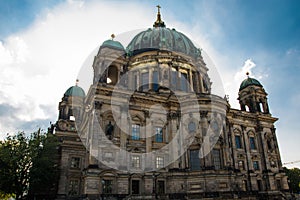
[153,5,166,28]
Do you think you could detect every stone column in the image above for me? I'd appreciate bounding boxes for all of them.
[145,115,153,171]
[199,74,204,93]
[149,67,153,90]
[242,128,252,170]
[201,112,212,168]
[120,105,129,148]
[146,116,152,153]
[169,113,180,168]
[230,126,239,169]
[189,69,193,92]
[89,110,99,166]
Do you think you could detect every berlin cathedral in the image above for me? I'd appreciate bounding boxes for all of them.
[54,7,290,200]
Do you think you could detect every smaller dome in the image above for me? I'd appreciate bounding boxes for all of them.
[239,77,262,91]
[64,86,85,97]
[101,39,124,51]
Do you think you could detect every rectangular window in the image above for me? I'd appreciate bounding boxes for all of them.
[103,180,113,194]
[253,161,259,170]
[70,157,80,169]
[69,179,79,195]
[132,180,140,194]
[152,71,159,91]
[190,149,201,171]
[132,156,140,168]
[155,127,163,142]
[157,181,165,194]
[276,180,281,190]
[235,135,242,149]
[132,124,140,140]
[156,156,164,169]
[213,149,221,170]
[141,72,149,91]
[257,180,263,191]
[180,72,188,91]
[249,137,256,150]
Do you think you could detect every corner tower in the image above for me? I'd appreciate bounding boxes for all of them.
[238,73,269,113]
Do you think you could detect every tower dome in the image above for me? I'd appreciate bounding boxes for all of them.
[64,85,85,97]
[238,74,269,113]
[101,34,125,51]
[239,77,262,91]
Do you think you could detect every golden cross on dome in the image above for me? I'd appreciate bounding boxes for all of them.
[156,5,161,13]
[246,72,250,78]
[153,5,165,28]
[76,79,79,86]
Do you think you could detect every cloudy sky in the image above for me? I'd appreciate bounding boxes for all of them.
[0,0,299,168]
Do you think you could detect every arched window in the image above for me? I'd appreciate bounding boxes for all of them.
[259,102,264,113]
[245,105,250,112]
[107,65,118,85]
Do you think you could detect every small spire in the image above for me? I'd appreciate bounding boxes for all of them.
[76,79,79,86]
[153,5,166,28]
[111,34,115,40]
[246,72,250,78]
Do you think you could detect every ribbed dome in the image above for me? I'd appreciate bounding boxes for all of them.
[239,77,262,91]
[126,27,201,58]
[64,86,85,97]
[101,39,124,51]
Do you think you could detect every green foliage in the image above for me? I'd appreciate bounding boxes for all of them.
[284,167,300,194]
[28,132,59,198]
[0,191,16,200]
[0,129,59,200]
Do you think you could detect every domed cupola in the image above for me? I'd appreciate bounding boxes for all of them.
[239,77,262,91]
[126,6,201,59]
[64,85,86,98]
[101,34,125,51]
[238,73,269,114]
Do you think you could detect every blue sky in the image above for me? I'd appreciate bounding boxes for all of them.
[0,0,299,168]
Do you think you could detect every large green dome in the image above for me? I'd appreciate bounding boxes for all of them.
[101,39,125,51]
[126,27,200,58]
[64,85,85,97]
[239,77,262,91]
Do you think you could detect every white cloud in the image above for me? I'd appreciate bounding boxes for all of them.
[0,1,156,136]
[234,59,256,80]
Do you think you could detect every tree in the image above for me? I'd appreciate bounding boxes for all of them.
[0,129,59,200]
[28,132,59,199]
[284,167,300,194]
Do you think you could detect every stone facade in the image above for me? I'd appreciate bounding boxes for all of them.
[54,9,289,200]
